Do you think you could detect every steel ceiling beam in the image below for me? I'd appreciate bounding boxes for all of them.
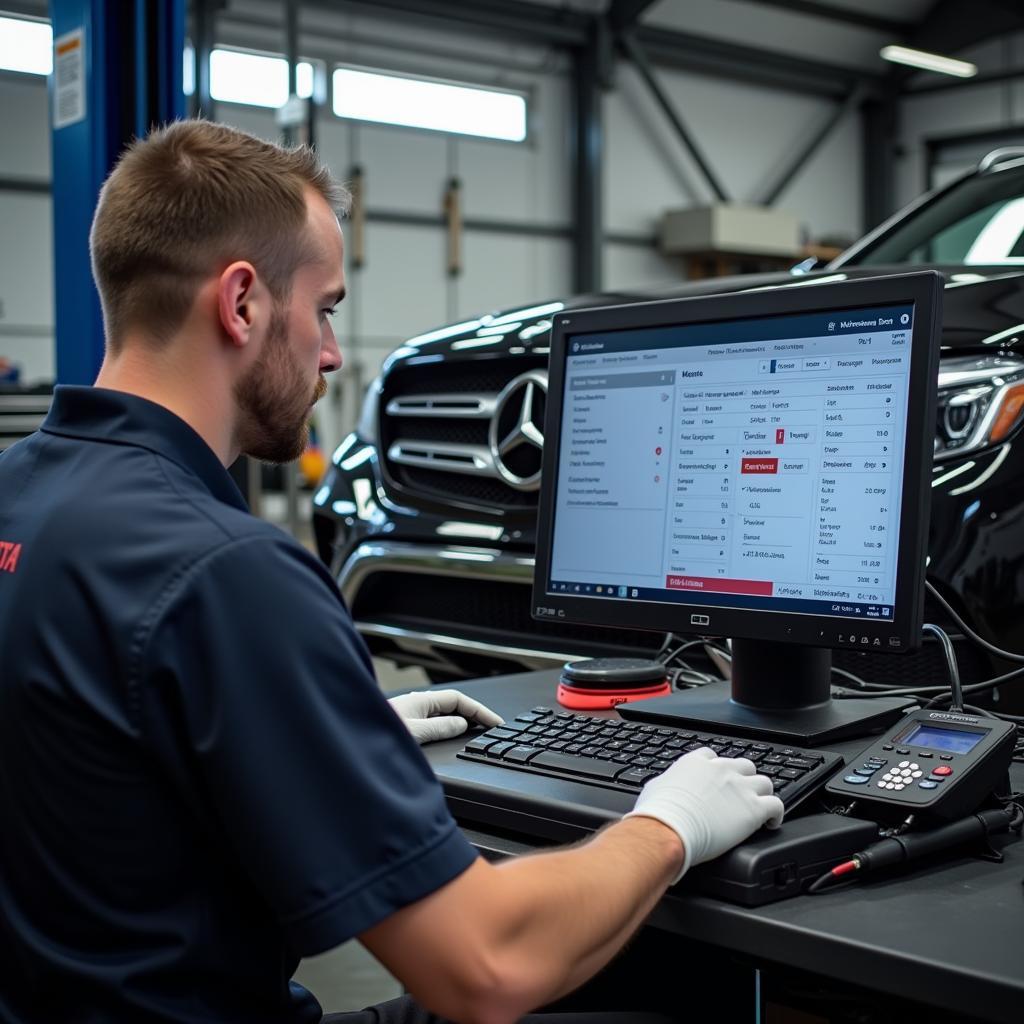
[904,0,1023,59]
[618,30,730,203]
[327,0,590,46]
[634,23,876,100]
[746,0,912,36]
[757,84,868,207]
[607,0,662,33]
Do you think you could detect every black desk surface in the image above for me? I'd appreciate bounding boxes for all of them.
[422,671,1024,1024]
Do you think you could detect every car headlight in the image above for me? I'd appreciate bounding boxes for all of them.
[935,356,1024,460]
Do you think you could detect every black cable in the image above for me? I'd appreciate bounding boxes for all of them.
[925,579,1024,664]
[922,622,963,710]
[834,662,1024,701]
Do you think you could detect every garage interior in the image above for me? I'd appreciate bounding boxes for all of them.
[3,0,1024,1019]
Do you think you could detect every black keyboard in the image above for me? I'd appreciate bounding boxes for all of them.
[457,706,843,809]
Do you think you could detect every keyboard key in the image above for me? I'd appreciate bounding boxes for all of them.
[504,746,541,763]
[548,741,568,751]
[531,751,623,781]
[515,713,545,723]
[784,757,815,770]
[779,768,803,780]
[763,754,786,765]
[481,728,520,741]
[759,764,782,777]
[632,756,654,767]
[463,737,495,754]
[652,759,672,771]
[618,767,659,787]
[486,741,515,758]
[721,746,748,759]
[624,742,644,753]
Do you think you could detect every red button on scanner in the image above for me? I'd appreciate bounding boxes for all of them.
[932,765,953,777]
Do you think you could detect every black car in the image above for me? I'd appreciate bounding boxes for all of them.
[313,149,1024,706]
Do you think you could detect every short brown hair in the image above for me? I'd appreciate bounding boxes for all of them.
[90,120,350,348]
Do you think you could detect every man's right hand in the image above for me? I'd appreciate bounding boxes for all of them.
[625,747,784,879]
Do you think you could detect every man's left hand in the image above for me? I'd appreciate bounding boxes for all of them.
[388,690,504,744]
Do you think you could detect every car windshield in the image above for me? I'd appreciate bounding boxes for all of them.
[848,162,1024,266]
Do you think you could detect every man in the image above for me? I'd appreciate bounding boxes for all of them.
[0,121,783,1024]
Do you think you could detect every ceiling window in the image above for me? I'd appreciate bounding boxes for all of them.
[0,15,52,76]
[332,67,527,142]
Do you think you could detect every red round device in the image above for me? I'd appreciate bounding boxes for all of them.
[557,658,672,710]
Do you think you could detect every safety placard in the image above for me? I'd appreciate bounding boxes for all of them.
[53,28,86,130]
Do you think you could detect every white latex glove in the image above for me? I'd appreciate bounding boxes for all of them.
[388,689,505,745]
[624,747,784,882]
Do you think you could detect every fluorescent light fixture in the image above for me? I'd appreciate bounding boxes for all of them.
[210,48,314,108]
[0,16,52,75]
[880,45,977,78]
[332,67,527,142]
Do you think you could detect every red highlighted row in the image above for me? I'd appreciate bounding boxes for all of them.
[666,575,774,597]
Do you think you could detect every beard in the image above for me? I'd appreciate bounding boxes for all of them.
[234,306,327,464]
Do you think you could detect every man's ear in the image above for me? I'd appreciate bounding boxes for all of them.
[217,261,261,349]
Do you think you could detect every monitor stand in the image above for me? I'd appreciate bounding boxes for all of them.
[617,639,916,747]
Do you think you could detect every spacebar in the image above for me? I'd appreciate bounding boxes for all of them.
[529,751,623,780]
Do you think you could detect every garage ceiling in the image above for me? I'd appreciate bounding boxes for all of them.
[522,0,1020,76]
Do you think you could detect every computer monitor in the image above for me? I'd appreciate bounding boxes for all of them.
[532,272,943,745]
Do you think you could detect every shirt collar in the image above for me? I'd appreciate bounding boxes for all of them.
[41,386,248,512]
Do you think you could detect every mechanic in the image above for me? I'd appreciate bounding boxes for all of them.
[0,121,783,1024]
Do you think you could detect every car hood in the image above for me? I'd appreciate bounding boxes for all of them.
[383,265,1024,369]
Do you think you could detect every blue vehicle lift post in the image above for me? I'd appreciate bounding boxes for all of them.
[50,0,185,384]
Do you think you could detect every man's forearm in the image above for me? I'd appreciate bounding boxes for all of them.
[486,815,683,1008]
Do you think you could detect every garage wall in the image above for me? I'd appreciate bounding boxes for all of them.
[0,3,882,448]
[603,61,864,289]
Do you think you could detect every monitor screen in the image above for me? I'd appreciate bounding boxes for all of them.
[550,302,911,626]
[533,273,942,743]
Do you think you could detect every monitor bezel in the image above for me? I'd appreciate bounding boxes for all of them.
[532,271,943,655]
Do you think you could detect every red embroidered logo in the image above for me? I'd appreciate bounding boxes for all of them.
[0,541,22,574]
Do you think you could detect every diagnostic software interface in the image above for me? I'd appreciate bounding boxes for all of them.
[549,303,915,624]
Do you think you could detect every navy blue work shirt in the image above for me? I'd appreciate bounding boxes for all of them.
[0,386,477,1023]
